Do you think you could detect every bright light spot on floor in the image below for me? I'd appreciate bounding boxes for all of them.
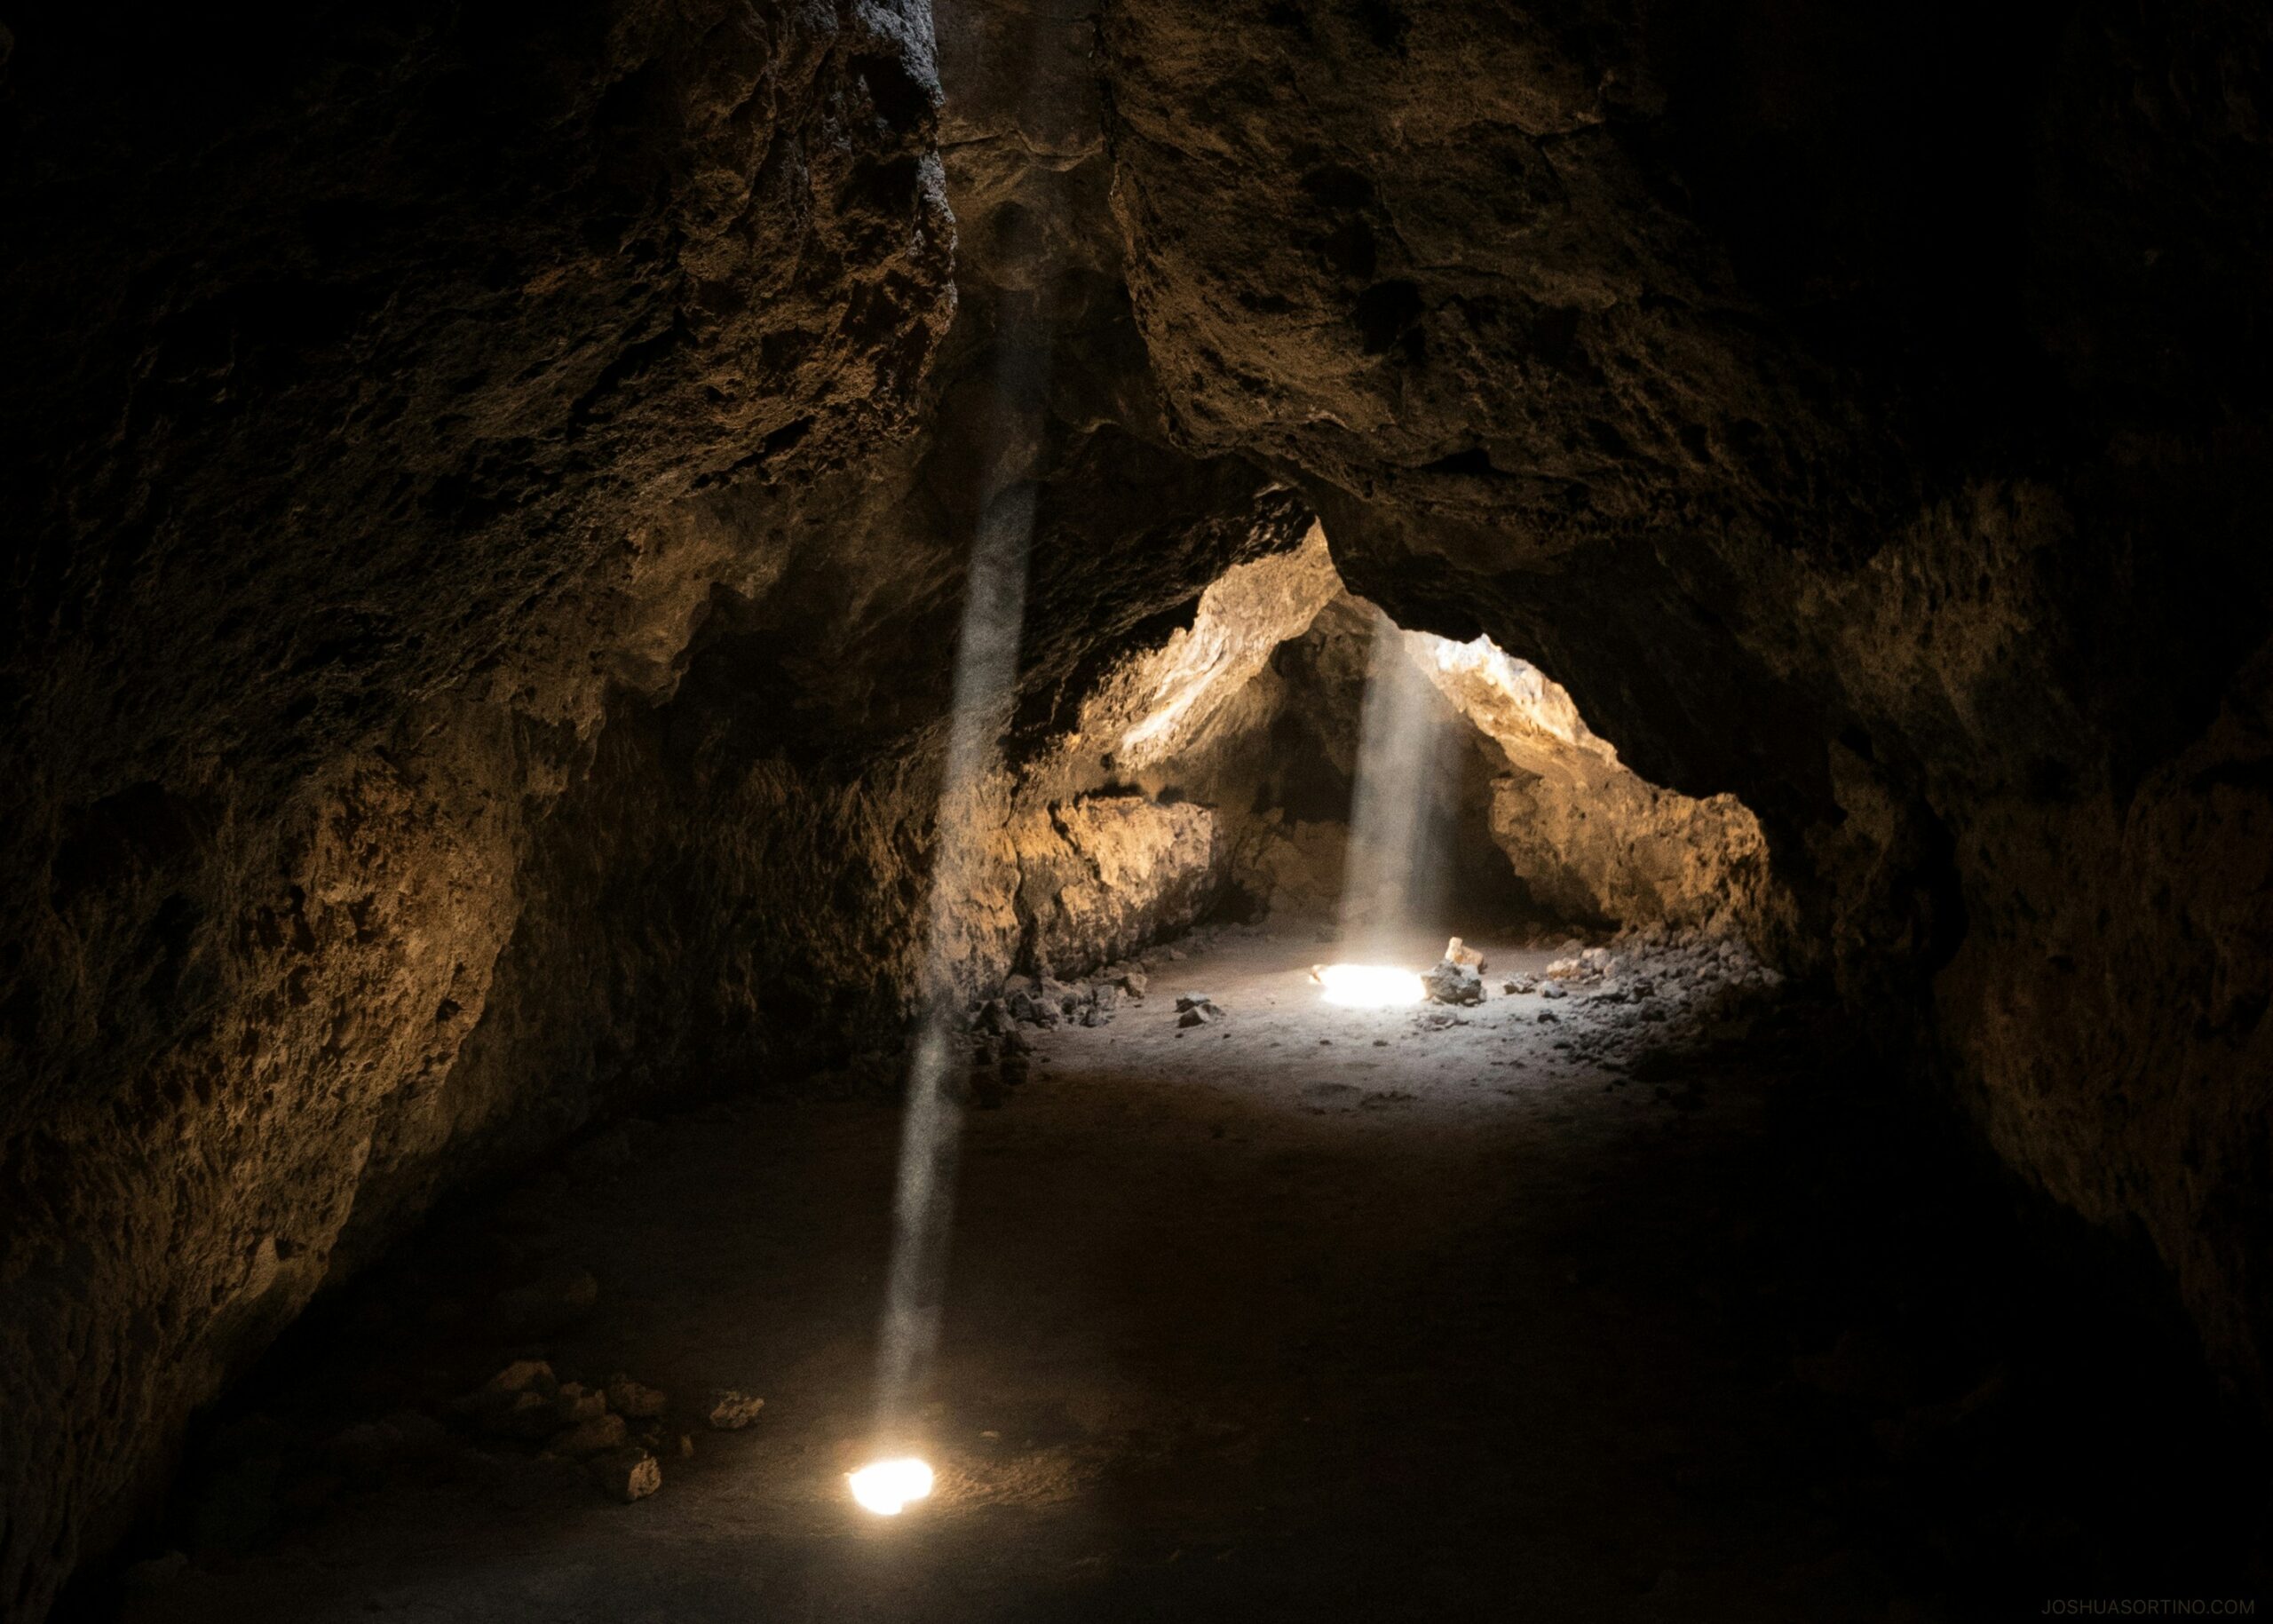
[1315,963,1426,1008]
[850,1456,935,1516]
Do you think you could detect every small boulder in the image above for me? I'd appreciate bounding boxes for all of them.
[1538,981,1567,1001]
[481,1389,559,1440]
[588,1446,662,1503]
[1175,994,1220,1027]
[706,1389,766,1430]
[551,1413,629,1458]
[973,998,1016,1035]
[551,1382,607,1426]
[481,1359,558,1398]
[606,1377,668,1419]
[1423,961,1484,1006]
[1443,936,1487,971]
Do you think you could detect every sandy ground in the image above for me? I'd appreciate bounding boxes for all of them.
[105,926,2260,1623]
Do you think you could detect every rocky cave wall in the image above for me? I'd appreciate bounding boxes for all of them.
[0,1,974,1612]
[1102,0,2273,1406]
[4,0,2272,1616]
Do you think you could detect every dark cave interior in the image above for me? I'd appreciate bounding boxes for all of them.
[3,1,2271,1620]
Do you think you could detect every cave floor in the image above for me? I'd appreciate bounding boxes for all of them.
[124,927,2259,1623]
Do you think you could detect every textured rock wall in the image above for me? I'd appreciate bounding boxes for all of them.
[1417,631,1783,937]
[1099,0,2273,1395]
[0,2,955,1613]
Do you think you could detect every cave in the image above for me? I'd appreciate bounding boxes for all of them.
[4,0,2270,1619]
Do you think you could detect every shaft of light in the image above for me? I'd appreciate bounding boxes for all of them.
[873,483,1037,1439]
[1337,607,1454,962]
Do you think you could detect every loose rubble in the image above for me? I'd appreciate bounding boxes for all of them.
[588,1446,662,1503]
[1176,993,1222,1026]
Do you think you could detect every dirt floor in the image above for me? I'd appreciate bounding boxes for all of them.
[89,925,2266,1623]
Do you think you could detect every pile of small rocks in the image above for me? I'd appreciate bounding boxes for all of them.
[447,1359,726,1502]
[444,1360,766,1503]
[974,963,1148,1034]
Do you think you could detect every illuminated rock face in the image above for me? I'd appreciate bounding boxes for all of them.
[4,0,2272,1612]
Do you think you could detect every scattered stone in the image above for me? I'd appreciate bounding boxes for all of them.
[606,1378,668,1419]
[489,1390,558,1440]
[1121,970,1148,999]
[552,1383,607,1426]
[481,1359,557,1397]
[677,1433,695,1459]
[1442,936,1486,971]
[1175,993,1220,1026]
[973,998,1016,1035]
[1538,1010,1561,1024]
[587,1446,662,1503]
[706,1389,765,1430]
[551,1413,628,1457]
[1423,960,1484,1005]
[1502,973,1540,994]
[1538,980,1567,1000]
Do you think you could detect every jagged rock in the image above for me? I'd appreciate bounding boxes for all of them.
[587,1446,661,1504]
[550,1414,628,1458]
[974,999,1017,1036]
[480,1361,557,1398]
[705,1390,765,1430]
[605,1379,667,1421]
[1423,961,1485,1006]
[485,1391,559,1443]
[1443,937,1485,971]
[1538,982,1567,1002]
[551,1384,606,1427]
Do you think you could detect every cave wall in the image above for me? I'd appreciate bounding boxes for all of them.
[1097,0,2273,1398]
[0,2,959,1613]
